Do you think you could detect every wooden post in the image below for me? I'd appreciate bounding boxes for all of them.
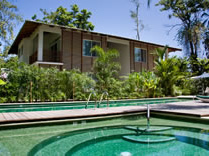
[165,48,168,60]
[73,81,75,101]
[95,98,97,109]
[30,81,33,103]
[107,96,109,108]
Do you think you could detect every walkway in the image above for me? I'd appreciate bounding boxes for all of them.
[0,100,209,124]
[0,106,146,124]
[151,100,209,117]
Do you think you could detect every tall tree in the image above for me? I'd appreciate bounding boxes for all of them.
[32,4,94,31]
[156,0,209,71]
[202,12,209,58]
[0,0,22,48]
[130,0,144,40]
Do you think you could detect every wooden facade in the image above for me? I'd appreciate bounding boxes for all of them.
[62,29,164,74]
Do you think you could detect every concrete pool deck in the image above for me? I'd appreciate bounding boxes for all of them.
[0,100,209,124]
[151,100,209,117]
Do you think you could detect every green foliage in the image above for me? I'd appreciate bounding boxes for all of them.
[32,4,94,31]
[154,47,187,96]
[190,58,209,94]
[124,71,162,98]
[0,79,6,85]
[1,46,203,102]
[91,46,121,96]
[0,58,96,103]
[193,58,209,75]
[156,0,209,68]
[0,0,22,46]
[141,71,161,98]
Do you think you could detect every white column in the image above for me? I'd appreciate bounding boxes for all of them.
[38,30,43,61]
[165,48,168,60]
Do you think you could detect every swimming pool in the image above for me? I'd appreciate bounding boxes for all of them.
[0,98,190,113]
[29,124,209,155]
[0,114,208,155]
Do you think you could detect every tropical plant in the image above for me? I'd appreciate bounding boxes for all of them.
[154,47,186,96]
[124,71,162,98]
[0,79,6,85]
[91,46,121,96]
[156,0,209,72]
[0,57,96,103]
[140,71,161,98]
[201,12,209,58]
[193,58,209,75]
[32,4,94,31]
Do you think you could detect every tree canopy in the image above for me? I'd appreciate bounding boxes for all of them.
[0,0,22,47]
[32,4,95,31]
[156,0,209,61]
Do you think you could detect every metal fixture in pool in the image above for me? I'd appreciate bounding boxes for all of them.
[85,91,97,109]
[123,103,175,143]
[98,91,109,108]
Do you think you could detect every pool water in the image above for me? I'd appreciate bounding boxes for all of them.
[0,98,190,113]
[29,125,209,156]
[0,115,208,155]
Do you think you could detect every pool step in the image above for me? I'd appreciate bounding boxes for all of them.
[124,126,173,132]
[123,135,176,143]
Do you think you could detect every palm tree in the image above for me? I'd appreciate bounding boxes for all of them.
[154,47,184,96]
[91,46,121,93]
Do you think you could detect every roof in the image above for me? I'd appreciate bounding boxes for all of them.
[8,20,181,54]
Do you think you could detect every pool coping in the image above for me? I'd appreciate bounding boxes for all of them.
[0,97,179,106]
[0,106,147,124]
[0,100,209,127]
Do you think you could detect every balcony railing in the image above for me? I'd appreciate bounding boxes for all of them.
[29,51,38,64]
[46,51,63,63]
[29,51,63,64]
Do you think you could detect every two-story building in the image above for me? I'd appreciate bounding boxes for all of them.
[8,20,181,75]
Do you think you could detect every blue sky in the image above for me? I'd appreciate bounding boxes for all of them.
[13,0,182,56]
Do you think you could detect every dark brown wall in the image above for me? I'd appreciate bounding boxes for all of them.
[131,41,157,72]
[62,30,72,69]
[72,31,82,69]
[62,29,160,73]
[62,30,107,72]
[130,41,134,72]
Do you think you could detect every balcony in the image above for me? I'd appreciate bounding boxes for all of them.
[29,50,63,64]
[29,51,38,64]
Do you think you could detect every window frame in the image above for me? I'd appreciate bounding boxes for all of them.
[83,39,101,57]
[134,47,147,63]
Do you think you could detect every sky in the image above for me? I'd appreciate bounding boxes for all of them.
[13,0,183,57]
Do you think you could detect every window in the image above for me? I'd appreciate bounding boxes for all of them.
[83,40,100,56]
[134,48,147,62]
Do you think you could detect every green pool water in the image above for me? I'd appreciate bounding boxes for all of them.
[0,115,208,156]
[28,125,209,156]
[0,98,190,113]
